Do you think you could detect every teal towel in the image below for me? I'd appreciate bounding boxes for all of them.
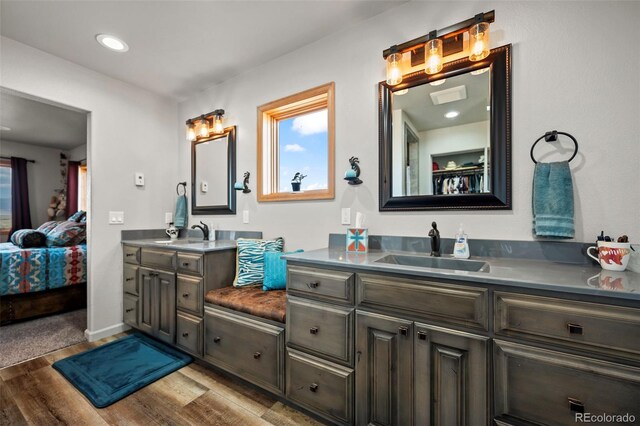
[174,195,188,229]
[532,161,574,238]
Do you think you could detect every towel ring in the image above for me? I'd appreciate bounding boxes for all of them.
[530,130,578,164]
[176,182,187,195]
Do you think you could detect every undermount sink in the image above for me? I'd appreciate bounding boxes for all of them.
[375,254,490,273]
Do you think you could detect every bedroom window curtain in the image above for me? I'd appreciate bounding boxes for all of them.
[8,157,32,239]
[66,161,80,218]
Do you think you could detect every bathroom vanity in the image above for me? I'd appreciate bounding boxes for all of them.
[122,237,640,426]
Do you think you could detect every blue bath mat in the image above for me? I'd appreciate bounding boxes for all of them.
[53,333,192,408]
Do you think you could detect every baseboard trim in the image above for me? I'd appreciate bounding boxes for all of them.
[84,322,130,342]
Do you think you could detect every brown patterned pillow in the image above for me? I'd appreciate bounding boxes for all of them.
[46,221,86,247]
[37,220,61,235]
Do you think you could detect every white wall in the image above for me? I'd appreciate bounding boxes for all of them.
[0,140,65,227]
[178,1,640,248]
[68,144,87,162]
[1,37,178,339]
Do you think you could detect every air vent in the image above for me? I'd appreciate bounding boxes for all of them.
[430,85,467,105]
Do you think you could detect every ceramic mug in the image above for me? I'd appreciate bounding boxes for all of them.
[587,241,632,271]
[165,225,179,240]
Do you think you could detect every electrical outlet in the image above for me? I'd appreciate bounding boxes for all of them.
[109,211,124,224]
[134,172,144,186]
[201,181,208,193]
[165,212,173,224]
[341,208,351,225]
[242,210,249,224]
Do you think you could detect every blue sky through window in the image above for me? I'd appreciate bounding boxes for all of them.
[278,109,328,192]
[0,164,11,231]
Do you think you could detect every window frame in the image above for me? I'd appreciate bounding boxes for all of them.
[257,82,335,202]
[0,158,11,235]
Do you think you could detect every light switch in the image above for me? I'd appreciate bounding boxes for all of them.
[201,181,208,193]
[242,210,249,224]
[135,173,144,187]
[109,211,124,224]
[341,208,351,225]
[165,212,173,224]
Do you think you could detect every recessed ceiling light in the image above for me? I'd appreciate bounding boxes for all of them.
[445,111,459,119]
[96,34,129,52]
[471,67,489,76]
[0,126,11,131]
[486,105,491,111]
[429,79,446,86]
[394,89,408,96]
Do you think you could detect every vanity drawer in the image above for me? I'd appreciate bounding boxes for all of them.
[287,266,354,304]
[123,294,138,327]
[204,307,284,394]
[357,274,489,331]
[494,340,640,425]
[287,296,354,365]
[123,245,140,264]
[177,275,203,316]
[286,348,354,426]
[123,264,139,295]
[495,292,640,359]
[177,253,203,276]
[176,312,203,356]
[141,248,176,270]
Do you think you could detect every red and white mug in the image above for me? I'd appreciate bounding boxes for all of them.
[587,241,632,271]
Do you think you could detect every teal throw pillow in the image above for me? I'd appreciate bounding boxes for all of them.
[263,250,303,291]
[233,237,284,287]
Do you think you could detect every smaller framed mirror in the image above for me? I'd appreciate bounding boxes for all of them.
[191,126,236,215]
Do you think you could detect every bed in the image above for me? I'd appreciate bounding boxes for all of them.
[0,242,87,324]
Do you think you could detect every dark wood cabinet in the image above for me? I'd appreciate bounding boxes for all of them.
[355,310,413,426]
[138,266,175,344]
[414,323,489,426]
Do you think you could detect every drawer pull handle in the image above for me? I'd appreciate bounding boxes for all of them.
[126,253,135,257]
[253,352,262,359]
[568,397,584,413]
[398,326,409,336]
[125,308,134,313]
[182,332,189,337]
[213,337,221,343]
[307,281,320,289]
[417,331,427,340]
[309,383,319,393]
[309,327,319,335]
[125,277,134,282]
[182,293,189,298]
[182,263,190,267]
[567,323,583,335]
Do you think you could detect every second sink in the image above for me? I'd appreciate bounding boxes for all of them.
[375,254,490,273]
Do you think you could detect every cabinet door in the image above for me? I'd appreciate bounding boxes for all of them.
[355,311,413,426]
[138,267,155,335]
[155,270,176,344]
[414,323,489,426]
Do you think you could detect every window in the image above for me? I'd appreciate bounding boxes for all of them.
[257,82,335,201]
[0,159,11,234]
[78,164,88,212]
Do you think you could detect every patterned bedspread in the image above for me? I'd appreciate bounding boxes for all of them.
[0,243,87,296]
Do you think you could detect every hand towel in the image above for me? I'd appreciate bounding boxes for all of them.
[174,195,188,229]
[532,161,574,238]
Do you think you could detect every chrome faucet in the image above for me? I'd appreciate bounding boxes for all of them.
[428,221,441,257]
[191,221,210,240]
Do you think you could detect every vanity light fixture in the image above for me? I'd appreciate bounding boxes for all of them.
[385,46,403,86]
[212,109,225,134]
[424,31,443,75]
[95,34,129,52]
[381,11,494,83]
[429,79,446,86]
[445,111,459,119]
[186,119,196,142]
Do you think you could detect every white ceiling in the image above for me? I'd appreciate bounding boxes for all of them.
[0,91,87,149]
[0,1,406,100]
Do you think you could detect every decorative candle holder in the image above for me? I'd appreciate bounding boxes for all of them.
[234,171,251,194]
[344,156,363,185]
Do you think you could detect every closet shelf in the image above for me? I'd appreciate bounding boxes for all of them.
[433,165,486,175]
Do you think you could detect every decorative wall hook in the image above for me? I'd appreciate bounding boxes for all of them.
[234,171,251,193]
[344,156,363,185]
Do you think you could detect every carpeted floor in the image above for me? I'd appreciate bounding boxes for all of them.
[0,309,87,368]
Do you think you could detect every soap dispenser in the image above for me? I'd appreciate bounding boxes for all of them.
[453,224,470,259]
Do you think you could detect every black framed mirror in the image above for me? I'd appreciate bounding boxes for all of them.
[379,44,511,211]
[191,125,236,215]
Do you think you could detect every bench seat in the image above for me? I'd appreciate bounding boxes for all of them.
[205,286,286,324]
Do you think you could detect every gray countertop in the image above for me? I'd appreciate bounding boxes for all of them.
[283,248,640,303]
[122,238,237,253]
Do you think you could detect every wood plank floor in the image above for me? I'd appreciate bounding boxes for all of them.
[0,333,323,425]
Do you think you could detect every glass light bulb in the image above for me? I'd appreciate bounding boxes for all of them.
[213,115,224,134]
[197,118,209,138]
[386,53,403,86]
[186,123,196,142]
[469,22,490,61]
[424,39,443,75]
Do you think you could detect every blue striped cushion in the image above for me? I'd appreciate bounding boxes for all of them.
[233,238,284,287]
[68,210,86,222]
